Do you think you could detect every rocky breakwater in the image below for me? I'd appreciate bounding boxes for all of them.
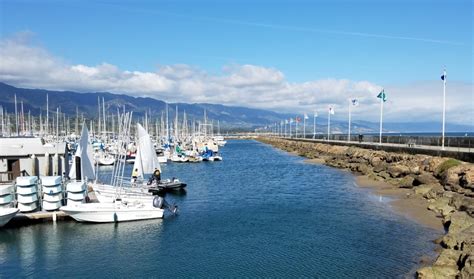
[258,137,474,278]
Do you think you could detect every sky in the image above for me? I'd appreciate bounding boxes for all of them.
[0,0,472,125]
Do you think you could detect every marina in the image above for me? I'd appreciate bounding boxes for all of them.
[1,1,472,277]
[0,140,440,277]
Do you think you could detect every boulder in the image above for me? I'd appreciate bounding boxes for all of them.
[449,193,474,214]
[355,164,371,175]
[373,164,387,173]
[428,197,455,218]
[442,224,474,251]
[388,164,411,178]
[399,176,416,188]
[414,184,434,196]
[460,165,474,190]
[446,212,474,235]
[443,165,464,188]
[460,254,474,279]
[377,171,391,180]
[423,183,445,200]
[416,266,459,279]
[415,173,440,186]
[434,249,462,267]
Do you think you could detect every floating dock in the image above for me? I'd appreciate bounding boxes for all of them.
[7,211,72,227]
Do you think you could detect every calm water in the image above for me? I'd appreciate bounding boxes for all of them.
[0,140,439,278]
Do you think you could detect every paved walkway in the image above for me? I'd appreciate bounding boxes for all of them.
[275,137,474,163]
[290,137,474,153]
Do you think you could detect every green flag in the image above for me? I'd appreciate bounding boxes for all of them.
[377,89,387,102]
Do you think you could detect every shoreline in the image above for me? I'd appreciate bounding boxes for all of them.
[355,175,444,231]
[264,138,473,278]
[306,157,445,231]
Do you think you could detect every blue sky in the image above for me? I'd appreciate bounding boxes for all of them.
[0,0,472,124]
[1,0,472,83]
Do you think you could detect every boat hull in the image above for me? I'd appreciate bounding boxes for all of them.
[42,200,62,211]
[60,204,164,223]
[0,185,14,196]
[0,208,19,227]
[0,194,13,205]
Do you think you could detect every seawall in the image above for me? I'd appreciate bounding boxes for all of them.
[286,138,474,163]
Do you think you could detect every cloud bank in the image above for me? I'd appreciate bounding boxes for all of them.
[0,34,472,125]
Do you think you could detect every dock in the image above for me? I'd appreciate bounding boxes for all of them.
[7,211,72,227]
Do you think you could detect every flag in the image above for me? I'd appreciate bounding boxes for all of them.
[377,89,387,102]
[296,117,302,123]
[351,98,359,106]
[314,111,318,118]
[304,113,309,120]
[329,107,335,115]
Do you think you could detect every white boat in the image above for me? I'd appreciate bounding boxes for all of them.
[67,191,87,201]
[16,176,38,186]
[62,120,176,223]
[97,152,115,166]
[66,199,84,206]
[16,185,38,195]
[170,154,189,163]
[210,155,223,161]
[0,208,19,227]
[0,184,15,206]
[0,185,14,196]
[17,193,38,203]
[94,189,154,203]
[66,181,87,192]
[42,200,62,211]
[43,184,63,195]
[0,194,13,204]
[41,176,62,186]
[18,201,38,212]
[0,203,14,209]
[92,123,161,204]
[60,201,164,223]
[43,192,63,202]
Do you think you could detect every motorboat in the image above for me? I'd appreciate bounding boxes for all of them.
[97,152,115,166]
[148,178,187,192]
[60,199,165,223]
[0,208,19,227]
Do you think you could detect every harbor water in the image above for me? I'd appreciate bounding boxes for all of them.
[0,140,439,277]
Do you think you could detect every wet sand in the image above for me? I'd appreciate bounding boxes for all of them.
[356,175,444,231]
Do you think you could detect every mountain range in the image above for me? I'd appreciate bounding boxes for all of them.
[0,82,471,133]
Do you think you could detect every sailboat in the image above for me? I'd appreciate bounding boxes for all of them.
[95,123,185,201]
[61,117,174,223]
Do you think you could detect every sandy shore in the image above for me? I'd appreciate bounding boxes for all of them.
[306,158,444,230]
[356,175,444,231]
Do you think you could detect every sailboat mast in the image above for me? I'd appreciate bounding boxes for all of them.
[102,97,106,136]
[46,94,49,135]
[97,96,101,138]
[14,94,19,136]
[166,103,169,142]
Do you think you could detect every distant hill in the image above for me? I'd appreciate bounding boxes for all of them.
[0,82,471,133]
[0,82,292,131]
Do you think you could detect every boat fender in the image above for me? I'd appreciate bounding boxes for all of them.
[153,196,164,208]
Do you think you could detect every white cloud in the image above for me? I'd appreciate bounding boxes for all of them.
[0,34,472,125]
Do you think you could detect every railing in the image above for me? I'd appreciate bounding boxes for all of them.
[268,134,473,152]
[0,171,14,183]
